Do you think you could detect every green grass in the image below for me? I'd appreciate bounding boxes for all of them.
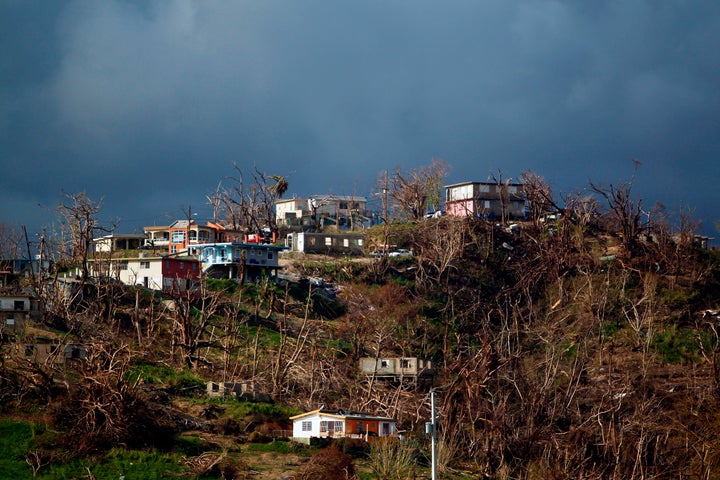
[0,420,215,479]
[0,421,36,478]
[36,449,192,480]
[651,325,714,364]
[126,363,205,392]
[197,397,301,421]
[239,324,284,349]
[174,434,207,456]
[246,441,297,454]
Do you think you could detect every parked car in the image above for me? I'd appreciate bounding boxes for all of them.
[389,249,413,258]
[424,210,444,219]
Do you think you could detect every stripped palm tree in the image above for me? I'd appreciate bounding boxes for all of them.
[269,175,289,199]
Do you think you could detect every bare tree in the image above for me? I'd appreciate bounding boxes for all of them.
[519,170,553,227]
[221,165,289,239]
[413,216,469,289]
[0,222,23,259]
[489,170,514,225]
[47,342,175,455]
[168,280,223,369]
[389,158,449,221]
[308,195,331,232]
[589,160,644,255]
[56,192,115,280]
[205,182,224,224]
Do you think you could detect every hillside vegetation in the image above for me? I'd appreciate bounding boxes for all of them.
[2,210,720,479]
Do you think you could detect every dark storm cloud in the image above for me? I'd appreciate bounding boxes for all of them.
[1,0,719,234]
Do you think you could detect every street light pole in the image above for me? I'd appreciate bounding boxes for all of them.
[430,389,437,480]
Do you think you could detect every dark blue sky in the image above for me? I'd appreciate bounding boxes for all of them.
[2,1,719,236]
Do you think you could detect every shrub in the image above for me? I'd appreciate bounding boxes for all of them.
[333,437,369,457]
[247,431,272,444]
[367,438,416,480]
[298,445,356,480]
[214,417,242,436]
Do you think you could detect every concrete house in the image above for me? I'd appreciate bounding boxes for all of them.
[90,255,200,291]
[1,258,53,279]
[445,181,525,220]
[290,408,397,443]
[144,221,244,254]
[285,232,365,255]
[275,198,309,226]
[275,195,370,229]
[190,242,286,282]
[360,357,434,382]
[92,233,148,253]
[0,294,41,333]
[3,341,87,366]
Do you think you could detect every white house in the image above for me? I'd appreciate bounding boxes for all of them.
[290,408,397,443]
[275,198,309,225]
[275,195,369,228]
[89,255,200,291]
[92,233,148,253]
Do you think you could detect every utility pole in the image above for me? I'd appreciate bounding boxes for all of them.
[382,170,390,250]
[426,389,438,480]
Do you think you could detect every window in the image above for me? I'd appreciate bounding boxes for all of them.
[25,345,34,356]
[380,360,390,369]
[189,230,197,241]
[171,246,177,254]
[325,237,332,246]
[301,421,312,432]
[321,421,344,434]
[171,231,186,243]
[401,358,411,368]
[6,314,14,326]
[118,260,128,271]
[14,300,24,310]
[140,261,150,269]
[267,252,273,260]
[343,239,349,247]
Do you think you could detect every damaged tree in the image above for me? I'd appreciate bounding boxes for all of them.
[590,160,645,255]
[219,164,288,239]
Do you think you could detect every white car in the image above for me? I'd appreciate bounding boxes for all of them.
[388,249,413,258]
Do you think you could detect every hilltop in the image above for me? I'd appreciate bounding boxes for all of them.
[2,211,720,479]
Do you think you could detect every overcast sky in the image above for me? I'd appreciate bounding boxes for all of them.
[2,0,719,237]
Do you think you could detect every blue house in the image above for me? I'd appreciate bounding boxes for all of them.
[189,243,286,282]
